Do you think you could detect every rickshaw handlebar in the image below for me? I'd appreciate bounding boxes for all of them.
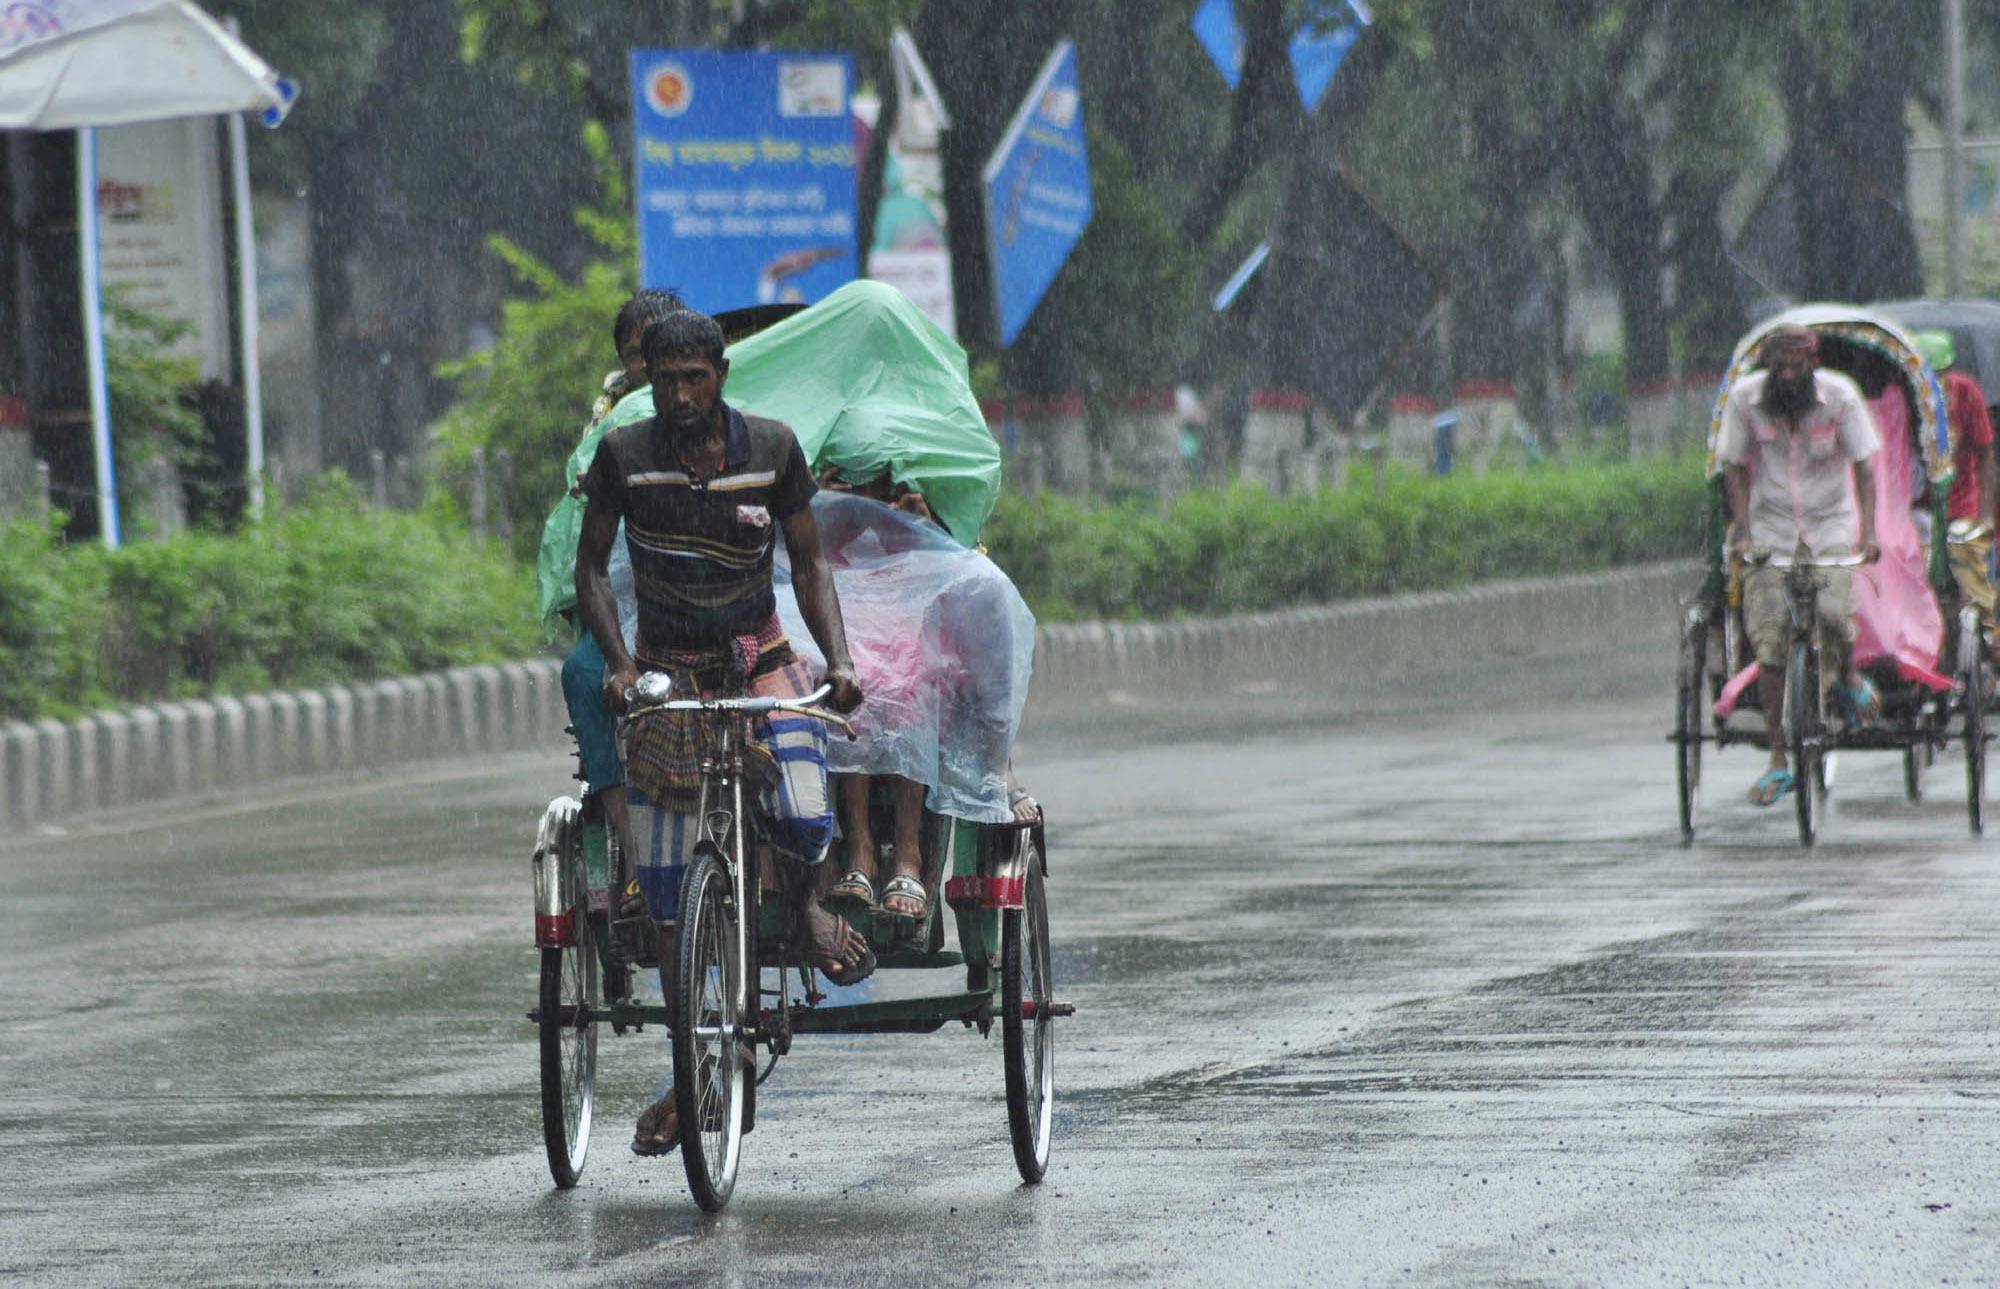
[622,678,856,736]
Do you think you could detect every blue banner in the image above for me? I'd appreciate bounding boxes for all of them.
[981,41,1092,347]
[631,49,858,314]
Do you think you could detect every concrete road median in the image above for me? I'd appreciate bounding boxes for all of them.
[0,561,1696,831]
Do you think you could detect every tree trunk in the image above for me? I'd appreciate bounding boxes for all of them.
[914,0,1067,351]
[1177,0,1296,248]
[1560,87,1669,385]
[1783,9,1922,301]
[1666,175,1744,371]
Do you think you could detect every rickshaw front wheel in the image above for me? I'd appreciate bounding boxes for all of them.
[1787,640,1822,848]
[673,852,745,1212]
[1002,852,1054,1183]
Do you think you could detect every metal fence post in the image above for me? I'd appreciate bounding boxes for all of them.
[34,459,50,520]
[369,449,388,510]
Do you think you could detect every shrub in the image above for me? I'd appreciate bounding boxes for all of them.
[982,456,1707,621]
[0,479,537,722]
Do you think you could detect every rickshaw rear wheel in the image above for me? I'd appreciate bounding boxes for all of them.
[674,852,744,1212]
[1002,851,1054,1183]
[1676,621,1706,845]
[1787,640,1821,848]
[538,824,597,1188]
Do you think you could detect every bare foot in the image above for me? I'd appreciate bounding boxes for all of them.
[632,1094,679,1156]
[802,896,874,984]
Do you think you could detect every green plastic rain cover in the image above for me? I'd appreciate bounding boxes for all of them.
[536,279,1000,638]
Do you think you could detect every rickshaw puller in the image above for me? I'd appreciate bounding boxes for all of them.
[1717,323,1881,807]
[576,310,868,1155]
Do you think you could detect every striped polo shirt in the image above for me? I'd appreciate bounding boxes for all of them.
[582,402,816,662]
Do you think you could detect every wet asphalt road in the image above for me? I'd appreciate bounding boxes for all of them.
[4,642,2000,1287]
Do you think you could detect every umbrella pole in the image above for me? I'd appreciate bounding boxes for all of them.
[225,18,266,518]
[226,105,264,518]
[76,126,119,548]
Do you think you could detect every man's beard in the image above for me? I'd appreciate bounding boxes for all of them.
[1764,373,1815,416]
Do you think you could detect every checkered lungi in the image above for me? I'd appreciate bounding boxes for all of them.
[622,630,832,923]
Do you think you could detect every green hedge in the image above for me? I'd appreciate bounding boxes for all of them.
[0,456,1705,722]
[0,478,537,722]
[981,456,1708,621]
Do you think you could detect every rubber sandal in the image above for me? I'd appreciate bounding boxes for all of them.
[807,906,877,986]
[630,1094,680,1157]
[821,936,876,986]
[879,873,929,923]
[1834,677,1879,730]
[823,869,877,913]
[1748,767,1793,807]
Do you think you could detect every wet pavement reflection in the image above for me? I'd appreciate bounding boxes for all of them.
[3,644,1998,1285]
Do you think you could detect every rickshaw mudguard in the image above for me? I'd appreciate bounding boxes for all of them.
[944,819,1029,975]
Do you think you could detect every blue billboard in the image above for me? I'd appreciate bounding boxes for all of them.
[631,49,858,313]
[982,40,1092,347]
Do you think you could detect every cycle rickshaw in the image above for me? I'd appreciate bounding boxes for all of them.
[525,282,1065,1211]
[1673,305,1991,846]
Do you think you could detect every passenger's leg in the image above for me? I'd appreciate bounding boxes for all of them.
[562,634,632,847]
[1949,531,1998,644]
[835,774,877,883]
[880,776,927,918]
[562,634,653,963]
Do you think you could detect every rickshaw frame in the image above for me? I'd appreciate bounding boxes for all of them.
[526,288,1059,1209]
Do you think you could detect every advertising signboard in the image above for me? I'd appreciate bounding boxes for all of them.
[981,40,1092,347]
[865,27,956,337]
[631,49,858,314]
[96,117,231,380]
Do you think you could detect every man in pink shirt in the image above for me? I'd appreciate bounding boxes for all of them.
[1716,324,1881,807]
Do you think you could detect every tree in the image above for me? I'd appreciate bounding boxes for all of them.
[1777,0,1925,303]
[213,0,605,477]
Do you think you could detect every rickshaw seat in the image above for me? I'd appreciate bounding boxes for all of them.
[1713,656,1955,721]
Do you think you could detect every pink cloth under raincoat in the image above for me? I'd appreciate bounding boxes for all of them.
[1852,387,1942,671]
